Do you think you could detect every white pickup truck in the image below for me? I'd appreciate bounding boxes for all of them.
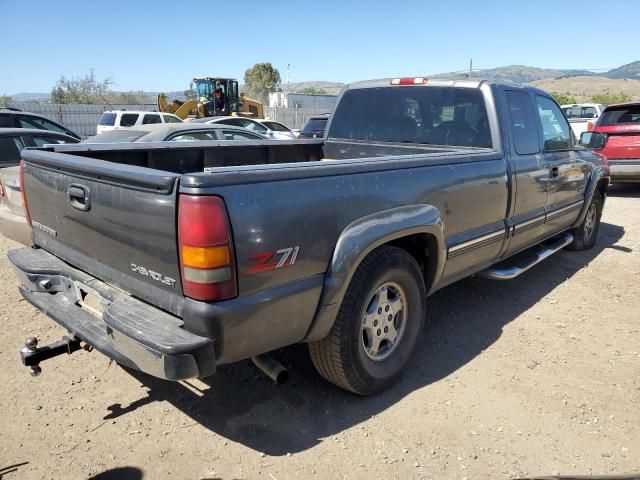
[561,103,605,140]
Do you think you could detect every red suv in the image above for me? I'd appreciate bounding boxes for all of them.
[586,102,640,183]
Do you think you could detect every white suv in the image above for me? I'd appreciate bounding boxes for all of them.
[96,110,182,134]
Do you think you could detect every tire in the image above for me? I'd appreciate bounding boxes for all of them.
[567,190,603,251]
[309,245,426,395]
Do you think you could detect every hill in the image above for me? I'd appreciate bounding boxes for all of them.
[604,61,640,80]
[282,81,345,95]
[530,76,640,102]
[433,65,593,85]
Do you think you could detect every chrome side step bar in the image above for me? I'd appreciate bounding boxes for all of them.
[479,232,574,280]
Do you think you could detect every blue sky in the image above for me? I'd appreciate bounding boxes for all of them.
[2,0,639,94]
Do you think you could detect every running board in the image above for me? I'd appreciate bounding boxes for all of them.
[479,232,574,280]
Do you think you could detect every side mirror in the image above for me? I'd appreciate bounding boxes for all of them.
[580,132,606,149]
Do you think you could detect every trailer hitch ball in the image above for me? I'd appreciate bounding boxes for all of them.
[21,337,42,376]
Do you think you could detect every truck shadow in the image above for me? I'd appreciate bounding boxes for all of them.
[107,222,626,456]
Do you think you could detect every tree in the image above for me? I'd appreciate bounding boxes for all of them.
[0,94,12,106]
[590,92,632,106]
[551,92,577,105]
[50,69,114,104]
[244,63,281,103]
[110,90,153,104]
[299,87,327,95]
[183,88,196,100]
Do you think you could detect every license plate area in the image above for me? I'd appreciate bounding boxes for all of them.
[74,282,107,318]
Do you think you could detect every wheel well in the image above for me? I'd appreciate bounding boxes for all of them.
[597,178,609,197]
[388,233,439,292]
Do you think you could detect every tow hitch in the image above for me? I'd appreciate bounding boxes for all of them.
[20,336,86,376]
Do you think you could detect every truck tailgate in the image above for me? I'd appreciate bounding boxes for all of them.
[21,149,184,315]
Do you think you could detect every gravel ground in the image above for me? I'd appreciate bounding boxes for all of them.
[1,185,639,480]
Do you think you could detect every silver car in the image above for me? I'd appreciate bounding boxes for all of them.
[84,123,268,143]
[193,116,297,140]
[0,129,78,245]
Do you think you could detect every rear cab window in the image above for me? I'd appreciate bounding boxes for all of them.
[119,113,140,127]
[328,86,492,148]
[0,136,25,164]
[599,105,640,126]
[302,118,328,133]
[99,113,117,126]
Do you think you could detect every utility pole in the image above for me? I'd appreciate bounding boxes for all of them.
[469,58,473,77]
[286,64,290,92]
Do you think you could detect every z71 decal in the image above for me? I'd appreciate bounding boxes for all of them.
[245,246,300,275]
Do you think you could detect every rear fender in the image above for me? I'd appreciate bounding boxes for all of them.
[304,204,445,342]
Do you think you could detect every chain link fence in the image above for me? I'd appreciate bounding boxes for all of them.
[6,103,331,136]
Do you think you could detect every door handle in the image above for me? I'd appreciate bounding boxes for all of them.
[550,166,560,178]
[68,184,91,211]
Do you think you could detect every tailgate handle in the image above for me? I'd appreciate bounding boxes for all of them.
[68,184,91,211]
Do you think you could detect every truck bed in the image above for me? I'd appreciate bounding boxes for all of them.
[38,138,480,173]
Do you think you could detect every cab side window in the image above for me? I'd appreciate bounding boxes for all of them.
[535,96,572,151]
[505,91,540,155]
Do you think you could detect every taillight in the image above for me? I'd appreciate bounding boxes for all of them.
[587,121,594,131]
[178,195,236,302]
[0,180,4,197]
[19,160,32,226]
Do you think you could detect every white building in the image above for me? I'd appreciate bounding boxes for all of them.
[268,92,338,112]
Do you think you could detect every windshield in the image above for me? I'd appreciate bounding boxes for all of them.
[84,130,147,143]
[302,118,328,133]
[599,105,640,126]
[195,79,215,101]
[562,106,598,119]
[98,113,117,126]
[328,86,492,148]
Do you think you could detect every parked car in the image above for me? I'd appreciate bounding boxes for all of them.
[96,110,183,135]
[299,114,330,138]
[11,77,608,395]
[580,102,640,183]
[0,108,81,140]
[85,123,267,143]
[0,129,79,245]
[193,116,296,140]
[561,103,605,140]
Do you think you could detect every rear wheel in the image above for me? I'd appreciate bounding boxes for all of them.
[567,191,603,251]
[309,246,426,395]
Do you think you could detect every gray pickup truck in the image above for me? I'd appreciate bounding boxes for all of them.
[9,77,609,395]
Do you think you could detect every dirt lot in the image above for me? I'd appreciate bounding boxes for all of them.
[1,186,639,480]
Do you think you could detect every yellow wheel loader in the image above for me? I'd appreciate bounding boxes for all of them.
[157,77,264,121]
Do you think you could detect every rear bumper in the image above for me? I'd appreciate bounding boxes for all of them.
[609,160,640,183]
[8,247,216,381]
[0,205,31,246]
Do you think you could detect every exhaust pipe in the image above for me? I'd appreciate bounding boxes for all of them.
[251,354,289,384]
